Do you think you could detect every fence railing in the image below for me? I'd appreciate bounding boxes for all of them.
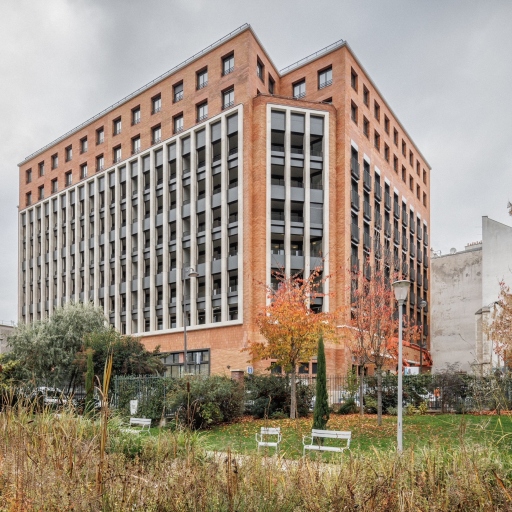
[14,372,512,416]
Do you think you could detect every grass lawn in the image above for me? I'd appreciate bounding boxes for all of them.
[203,413,512,459]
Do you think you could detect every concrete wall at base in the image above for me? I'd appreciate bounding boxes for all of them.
[431,246,482,373]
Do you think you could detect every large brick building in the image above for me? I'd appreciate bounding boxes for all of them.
[18,24,431,376]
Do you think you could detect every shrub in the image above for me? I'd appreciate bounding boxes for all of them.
[387,406,397,416]
[337,398,358,415]
[245,374,314,419]
[166,375,244,429]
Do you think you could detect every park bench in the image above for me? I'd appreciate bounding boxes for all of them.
[255,427,282,453]
[302,429,351,456]
[123,417,152,434]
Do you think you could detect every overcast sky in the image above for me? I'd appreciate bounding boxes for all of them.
[1,0,511,323]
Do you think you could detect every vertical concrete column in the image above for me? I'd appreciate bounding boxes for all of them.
[189,131,197,327]
[204,124,212,324]
[136,155,144,333]
[284,109,291,277]
[149,150,156,332]
[162,144,170,330]
[83,187,91,305]
[114,168,121,330]
[126,162,134,333]
[176,137,184,328]
[220,116,228,321]
[322,112,330,311]
[236,107,244,322]
[304,113,311,284]
[93,177,100,307]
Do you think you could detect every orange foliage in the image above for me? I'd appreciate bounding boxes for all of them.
[488,280,512,361]
[246,268,336,372]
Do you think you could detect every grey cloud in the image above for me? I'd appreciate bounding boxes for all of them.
[1,0,511,321]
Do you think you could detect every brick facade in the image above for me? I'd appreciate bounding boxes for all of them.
[18,24,431,377]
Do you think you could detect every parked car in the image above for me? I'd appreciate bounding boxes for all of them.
[28,387,75,411]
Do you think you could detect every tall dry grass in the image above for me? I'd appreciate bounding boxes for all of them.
[1,403,511,511]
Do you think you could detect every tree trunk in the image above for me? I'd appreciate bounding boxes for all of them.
[376,367,383,426]
[290,368,297,419]
[359,365,365,416]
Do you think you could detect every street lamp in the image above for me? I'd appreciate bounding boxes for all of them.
[392,279,410,452]
[182,267,199,375]
[419,300,427,373]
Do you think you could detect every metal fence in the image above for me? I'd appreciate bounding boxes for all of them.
[16,372,512,415]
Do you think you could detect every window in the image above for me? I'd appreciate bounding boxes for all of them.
[423,192,427,206]
[268,75,275,94]
[256,59,264,81]
[402,140,406,156]
[96,154,104,171]
[65,145,72,161]
[374,130,380,151]
[393,128,398,146]
[113,117,121,135]
[374,101,380,121]
[51,179,58,193]
[222,53,234,75]
[409,150,414,166]
[80,137,88,153]
[38,186,44,200]
[393,155,398,172]
[26,168,32,183]
[51,153,58,169]
[173,82,183,103]
[197,102,208,122]
[222,88,234,109]
[318,67,332,89]
[402,166,406,182]
[38,161,45,176]
[416,184,420,199]
[293,79,306,99]
[173,114,184,133]
[409,175,414,191]
[113,146,122,163]
[97,127,104,144]
[351,102,358,124]
[363,117,369,138]
[152,94,162,114]
[351,68,358,90]
[423,169,427,184]
[80,163,88,179]
[384,115,390,134]
[132,136,141,154]
[65,171,72,186]
[26,192,32,206]
[132,107,141,125]
[152,125,161,144]
[416,161,420,176]
[384,143,389,162]
[197,69,208,90]
[363,85,369,106]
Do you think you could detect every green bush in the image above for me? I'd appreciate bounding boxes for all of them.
[165,375,244,429]
[337,398,358,415]
[244,374,314,419]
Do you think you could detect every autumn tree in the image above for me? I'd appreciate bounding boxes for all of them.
[487,280,512,369]
[245,269,336,419]
[346,266,421,425]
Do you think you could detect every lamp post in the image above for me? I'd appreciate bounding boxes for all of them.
[392,279,410,452]
[419,300,427,373]
[182,267,199,375]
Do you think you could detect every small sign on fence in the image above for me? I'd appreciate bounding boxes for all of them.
[130,400,138,415]
[247,366,254,374]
